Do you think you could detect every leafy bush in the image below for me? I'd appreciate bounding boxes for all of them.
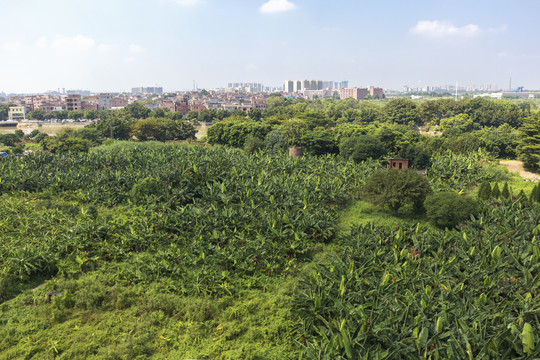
[243,134,263,153]
[363,168,432,213]
[424,192,479,228]
[478,181,492,200]
[264,129,286,153]
[130,177,165,204]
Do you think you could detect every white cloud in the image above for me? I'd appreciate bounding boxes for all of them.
[98,43,118,53]
[410,21,481,38]
[3,41,22,52]
[51,34,95,52]
[35,36,48,49]
[129,44,145,54]
[260,0,296,14]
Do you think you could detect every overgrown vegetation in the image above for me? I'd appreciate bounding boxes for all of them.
[1,95,539,358]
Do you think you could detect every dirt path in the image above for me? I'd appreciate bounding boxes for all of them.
[499,160,538,181]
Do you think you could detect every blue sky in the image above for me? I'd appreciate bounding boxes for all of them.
[1,0,539,93]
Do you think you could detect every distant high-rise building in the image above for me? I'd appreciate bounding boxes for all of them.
[369,87,384,99]
[334,81,349,90]
[131,87,163,94]
[286,79,326,92]
[322,81,333,90]
[284,80,294,92]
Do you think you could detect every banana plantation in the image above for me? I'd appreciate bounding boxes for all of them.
[0,141,538,359]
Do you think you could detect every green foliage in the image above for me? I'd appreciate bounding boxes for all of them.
[530,185,540,203]
[130,177,165,204]
[41,136,92,153]
[121,102,151,119]
[397,143,431,169]
[88,115,134,140]
[424,192,479,228]
[34,132,49,143]
[301,130,338,155]
[363,168,432,213]
[478,181,492,200]
[384,99,420,125]
[131,117,196,141]
[264,129,286,153]
[440,113,475,132]
[427,150,509,191]
[0,133,20,146]
[243,134,263,154]
[491,183,501,199]
[466,98,524,128]
[0,103,17,120]
[518,113,540,169]
[297,200,540,358]
[501,183,510,199]
[280,118,308,146]
[207,120,272,148]
[339,135,386,163]
[0,142,372,296]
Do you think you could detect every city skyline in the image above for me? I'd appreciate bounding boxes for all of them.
[1,0,539,93]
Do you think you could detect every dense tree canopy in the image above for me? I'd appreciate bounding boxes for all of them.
[131,118,196,141]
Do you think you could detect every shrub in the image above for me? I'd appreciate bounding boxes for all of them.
[478,181,492,200]
[530,185,540,203]
[491,183,501,199]
[363,168,432,213]
[130,177,165,204]
[264,129,286,153]
[244,134,263,154]
[424,192,479,228]
[501,183,510,199]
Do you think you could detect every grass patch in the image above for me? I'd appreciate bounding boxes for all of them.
[468,169,537,198]
[339,200,429,230]
[0,274,298,360]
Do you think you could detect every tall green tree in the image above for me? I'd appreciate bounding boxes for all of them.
[518,113,540,170]
[339,135,386,163]
[383,99,420,125]
[131,117,196,141]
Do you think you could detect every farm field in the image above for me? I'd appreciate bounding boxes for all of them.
[0,142,538,359]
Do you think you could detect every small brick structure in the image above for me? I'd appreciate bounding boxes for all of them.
[389,158,409,170]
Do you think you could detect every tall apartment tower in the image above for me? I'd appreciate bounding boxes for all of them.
[303,80,311,91]
[284,80,294,92]
[293,81,302,92]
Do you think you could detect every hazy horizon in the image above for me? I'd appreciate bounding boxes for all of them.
[1,0,539,93]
